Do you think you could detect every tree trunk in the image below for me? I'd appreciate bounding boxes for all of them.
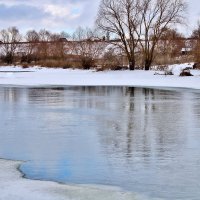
[144,59,151,71]
[129,59,135,70]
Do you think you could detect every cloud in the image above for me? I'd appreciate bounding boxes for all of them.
[0,0,198,37]
[44,3,81,19]
[0,4,47,20]
[0,0,101,33]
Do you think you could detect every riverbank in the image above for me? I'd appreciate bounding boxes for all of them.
[0,159,144,200]
[0,63,200,89]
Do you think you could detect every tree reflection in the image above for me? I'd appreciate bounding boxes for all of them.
[96,87,192,165]
[0,86,198,167]
[28,88,65,105]
[0,87,23,103]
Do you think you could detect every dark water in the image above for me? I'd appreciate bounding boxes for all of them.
[0,86,200,199]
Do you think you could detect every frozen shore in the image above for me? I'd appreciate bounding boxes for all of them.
[1,64,196,200]
[0,159,144,200]
[0,63,199,90]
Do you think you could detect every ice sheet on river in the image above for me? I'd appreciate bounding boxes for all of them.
[0,159,158,200]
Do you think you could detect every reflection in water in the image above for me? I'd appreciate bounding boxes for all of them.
[0,86,200,199]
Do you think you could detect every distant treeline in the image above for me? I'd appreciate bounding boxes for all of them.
[1,0,200,71]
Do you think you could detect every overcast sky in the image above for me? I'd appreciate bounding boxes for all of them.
[0,0,199,36]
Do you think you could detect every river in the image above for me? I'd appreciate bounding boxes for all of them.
[0,86,200,199]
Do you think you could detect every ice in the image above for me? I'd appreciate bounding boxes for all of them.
[0,159,155,200]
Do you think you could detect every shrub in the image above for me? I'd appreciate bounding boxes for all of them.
[81,57,95,70]
[193,63,200,70]
[1,53,13,64]
[180,69,193,76]
[21,54,38,64]
[111,65,128,70]
[22,64,29,69]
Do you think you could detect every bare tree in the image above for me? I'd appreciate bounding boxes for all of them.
[73,27,106,69]
[190,22,200,62]
[37,29,52,60]
[96,0,141,70]
[23,30,40,63]
[38,29,51,42]
[102,45,126,69]
[26,30,40,42]
[191,22,200,39]
[156,28,185,64]
[0,27,22,64]
[136,0,186,70]
[96,0,186,70]
[60,31,71,40]
[49,33,66,60]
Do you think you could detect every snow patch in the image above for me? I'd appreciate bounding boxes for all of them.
[0,64,199,90]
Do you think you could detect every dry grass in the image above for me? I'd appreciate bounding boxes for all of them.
[38,59,76,69]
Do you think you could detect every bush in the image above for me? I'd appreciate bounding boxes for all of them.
[180,69,193,76]
[95,64,129,71]
[193,63,200,70]
[1,53,13,64]
[111,65,128,70]
[22,64,29,69]
[81,57,95,70]
[21,54,38,64]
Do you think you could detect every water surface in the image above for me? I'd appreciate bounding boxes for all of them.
[0,86,200,199]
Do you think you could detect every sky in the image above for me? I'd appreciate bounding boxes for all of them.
[0,0,199,36]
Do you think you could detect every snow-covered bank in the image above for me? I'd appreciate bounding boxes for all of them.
[0,159,146,200]
[0,63,200,89]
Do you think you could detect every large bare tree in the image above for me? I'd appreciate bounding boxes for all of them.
[96,0,186,70]
[96,0,141,70]
[136,0,187,70]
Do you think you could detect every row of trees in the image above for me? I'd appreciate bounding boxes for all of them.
[1,0,200,70]
[0,27,107,69]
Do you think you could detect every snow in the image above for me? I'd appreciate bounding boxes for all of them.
[0,159,147,200]
[0,63,199,90]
